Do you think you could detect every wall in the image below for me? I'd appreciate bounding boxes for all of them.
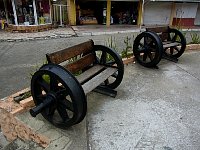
[173,3,198,26]
[143,2,172,25]
[194,4,200,25]
[175,3,198,18]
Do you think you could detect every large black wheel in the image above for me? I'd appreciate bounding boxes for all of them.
[93,45,124,89]
[164,28,186,58]
[133,31,163,67]
[30,64,87,129]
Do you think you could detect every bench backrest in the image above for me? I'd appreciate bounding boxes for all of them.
[146,26,169,41]
[46,40,96,74]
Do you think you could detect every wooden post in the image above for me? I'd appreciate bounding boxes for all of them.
[137,0,143,27]
[67,0,76,25]
[169,2,176,26]
[106,0,111,27]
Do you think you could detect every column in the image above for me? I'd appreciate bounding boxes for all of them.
[11,0,18,25]
[106,0,111,27]
[137,0,142,26]
[59,5,62,26]
[33,0,38,25]
[3,0,9,23]
[67,0,76,25]
[49,0,52,24]
[169,2,176,26]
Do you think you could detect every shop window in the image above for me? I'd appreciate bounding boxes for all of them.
[1,0,15,25]
[36,0,51,24]
[111,2,138,25]
[77,1,104,25]
[15,0,35,25]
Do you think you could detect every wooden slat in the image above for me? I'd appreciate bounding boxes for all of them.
[82,67,118,94]
[146,26,169,33]
[163,42,180,48]
[64,53,95,73]
[76,65,105,84]
[46,40,94,64]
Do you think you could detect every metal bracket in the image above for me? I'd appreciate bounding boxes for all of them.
[162,54,178,63]
[93,85,117,98]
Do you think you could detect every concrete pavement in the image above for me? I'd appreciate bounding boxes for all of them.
[1,50,200,150]
[87,51,200,150]
[0,26,200,149]
[0,25,200,43]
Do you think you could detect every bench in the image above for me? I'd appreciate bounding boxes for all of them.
[29,40,124,129]
[133,26,186,67]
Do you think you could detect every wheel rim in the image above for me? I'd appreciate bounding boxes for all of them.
[133,32,163,67]
[31,64,87,128]
[164,29,186,58]
[93,45,124,89]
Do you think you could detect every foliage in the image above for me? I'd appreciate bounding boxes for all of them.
[190,33,200,44]
[105,36,117,50]
[30,59,48,77]
[121,36,133,59]
[13,90,32,102]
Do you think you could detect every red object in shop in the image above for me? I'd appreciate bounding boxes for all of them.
[172,18,195,26]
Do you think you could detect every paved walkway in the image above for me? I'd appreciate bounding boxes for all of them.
[1,25,200,42]
[0,27,76,42]
[1,50,200,150]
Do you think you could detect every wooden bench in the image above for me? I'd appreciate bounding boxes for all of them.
[133,26,186,67]
[30,40,124,128]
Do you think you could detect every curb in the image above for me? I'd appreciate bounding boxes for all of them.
[0,34,76,42]
[186,44,200,51]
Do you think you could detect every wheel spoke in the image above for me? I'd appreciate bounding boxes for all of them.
[174,46,180,52]
[172,33,178,42]
[139,42,144,47]
[170,47,174,55]
[143,52,148,61]
[111,72,118,78]
[57,105,69,122]
[100,51,107,64]
[49,74,58,91]
[106,60,116,66]
[148,40,154,46]
[36,94,47,100]
[148,47,156,52]
[144,37,148,45]
[56,87,68,96]
[46,105,56,119]
[59,99,74,112]
[37,78,50,92]
[147,51,153,61]
[104,79,109,85]
[135,48,145,55]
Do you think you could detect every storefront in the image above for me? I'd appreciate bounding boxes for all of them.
[143,1,200,27]
[52,0,68,26]
[0,0,53,32]
[143,2,172,25]
[75,0,139,25]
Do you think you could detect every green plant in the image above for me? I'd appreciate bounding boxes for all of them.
[105,36,117,50]
[121,35,133,59]
[13,90,32,103]
[30,59,48,77]
[190,33,200,44]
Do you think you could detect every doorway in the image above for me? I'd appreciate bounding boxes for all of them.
[52,4,68,26]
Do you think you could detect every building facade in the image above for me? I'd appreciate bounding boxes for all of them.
[0,0,200,31]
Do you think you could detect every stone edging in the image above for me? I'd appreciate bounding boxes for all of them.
[186,44,200,51]
[0,34,76,42]
[0,89,51,148]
